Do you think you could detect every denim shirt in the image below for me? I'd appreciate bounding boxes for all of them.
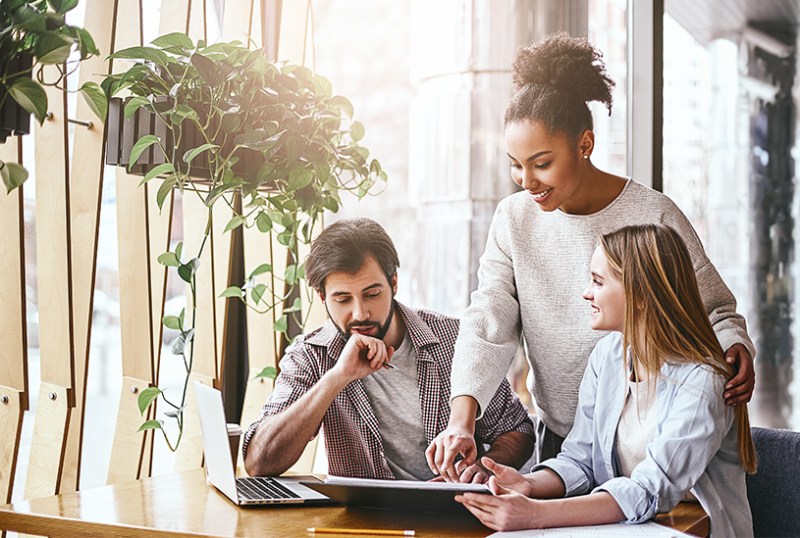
[535,332,753,538]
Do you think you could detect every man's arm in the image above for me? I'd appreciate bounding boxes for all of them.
[244,333,393,477]
[244,368,350,476]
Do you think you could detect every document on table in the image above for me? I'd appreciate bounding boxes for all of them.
[488,521,690,537]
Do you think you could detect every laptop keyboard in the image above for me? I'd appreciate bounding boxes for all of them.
[237,477,302,501]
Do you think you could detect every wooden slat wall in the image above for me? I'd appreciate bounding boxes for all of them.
[61,0,117,493]
[107,0,156,485]
[25,66,75,500]
[0,138,27,503]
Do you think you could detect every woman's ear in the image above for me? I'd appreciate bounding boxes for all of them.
[579,130,595,158]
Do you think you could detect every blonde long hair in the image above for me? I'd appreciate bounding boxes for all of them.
[600,224,757,473]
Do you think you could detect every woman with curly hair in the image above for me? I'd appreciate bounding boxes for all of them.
[426,33,756,480]
[454,225,756,536]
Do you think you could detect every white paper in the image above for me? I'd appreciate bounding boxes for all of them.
[324,475,490,492]
[488,521,691,537]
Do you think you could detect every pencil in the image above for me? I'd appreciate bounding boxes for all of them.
[307,528,415,536]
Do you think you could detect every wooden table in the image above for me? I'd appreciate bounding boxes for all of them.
[0,469,708,537]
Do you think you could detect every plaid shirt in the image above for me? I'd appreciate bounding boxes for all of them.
[242,301,535,479]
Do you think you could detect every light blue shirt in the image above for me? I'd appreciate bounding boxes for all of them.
[535,332,753,538]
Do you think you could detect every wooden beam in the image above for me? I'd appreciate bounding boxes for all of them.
[61,0,118,494]
[26,66,74,499]
[0,387,24,504]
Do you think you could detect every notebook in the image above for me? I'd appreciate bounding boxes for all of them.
[194,381,332,506]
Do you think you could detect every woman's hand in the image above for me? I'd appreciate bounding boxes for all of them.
[481,457,534,496]
[425,426,477,482]
[456,491,543,531]
[724,343,755,405]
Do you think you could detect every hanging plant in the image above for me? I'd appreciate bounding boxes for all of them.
[102,33,387,450]
[0,0,107,192]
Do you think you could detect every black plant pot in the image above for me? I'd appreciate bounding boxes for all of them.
[0,53,34,144]
[105,96,263,183]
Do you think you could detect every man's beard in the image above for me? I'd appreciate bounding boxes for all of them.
[327,300,395,342]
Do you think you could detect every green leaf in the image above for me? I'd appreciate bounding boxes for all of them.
[48,0,79,14]
[128,135,159,168]
[151,32,193,50]
[179,307,185,327]
[8,77,47,124]
[157,250,181,267]
[110,46,170,67]
[139,163,175,186]
[138,420,164,432]
[183,143,218,164]
[249,263,272,279]
[224,215,244,233]
[171,328,194,355]
[254,366,277,381]
[284,297,302,313]
[124,96,150,119]
[156,177,175,210]
[190,53,221,86]
[178,258,200,283]
[162,315,181,331]
[329,95,353,118]
[35,32,72,64]
[73,27,99,58]
[256,212,272,233]
[285,264,298,285]
[219,286,243,299]
[175,241,183,260]
[274,316,288,333]
[137,387,162,415]
[79,81,107,122]
[350,121,365,142]
[277,230,294,247]
[287,169,313,191]
[1,161,29,193]
[251,283,268,305]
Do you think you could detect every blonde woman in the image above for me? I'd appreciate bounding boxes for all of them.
[455,225,756,537]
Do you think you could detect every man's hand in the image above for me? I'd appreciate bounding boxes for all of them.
[724,343,755,405]
[425,425,478,482]
[455,460,490,484]
[331,334,394,384]
[455,490,540,532]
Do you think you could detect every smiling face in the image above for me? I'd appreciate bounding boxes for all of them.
[322,255,397,342]
[583,246,625,332]
[505,120,594,214]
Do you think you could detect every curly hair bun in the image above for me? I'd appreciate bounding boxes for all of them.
[512,33,614,113]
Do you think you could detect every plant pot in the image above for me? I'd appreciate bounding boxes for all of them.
[106,96,264,183]
[0,52,34,143]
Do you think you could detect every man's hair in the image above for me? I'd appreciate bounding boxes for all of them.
[305,218,399,293]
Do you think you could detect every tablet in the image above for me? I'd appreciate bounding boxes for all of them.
[299,476,491,515]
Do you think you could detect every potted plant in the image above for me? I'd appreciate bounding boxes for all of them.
[0,0,107,193]
[102,32,386,450]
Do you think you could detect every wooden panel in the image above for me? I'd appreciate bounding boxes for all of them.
[61,0,117,494]
[221,0,261,46]
[0,387,24,504]
[173,373,214,471]
[32,68,74,393]
[106,377,151,484]
[25,383,71,499]
[211,196,235,378]
[277,0,313,67]
[0,138,28,401]
[27,66,74,500]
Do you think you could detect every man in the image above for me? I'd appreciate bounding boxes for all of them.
[243,218,535,483]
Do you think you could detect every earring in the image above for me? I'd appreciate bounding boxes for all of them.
[583,154,589,160]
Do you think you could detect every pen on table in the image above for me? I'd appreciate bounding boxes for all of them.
[307,528,414,536]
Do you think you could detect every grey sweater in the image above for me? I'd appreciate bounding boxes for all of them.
[450,179,755,437]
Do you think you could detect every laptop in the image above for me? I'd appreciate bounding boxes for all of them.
[194,381,332,506]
